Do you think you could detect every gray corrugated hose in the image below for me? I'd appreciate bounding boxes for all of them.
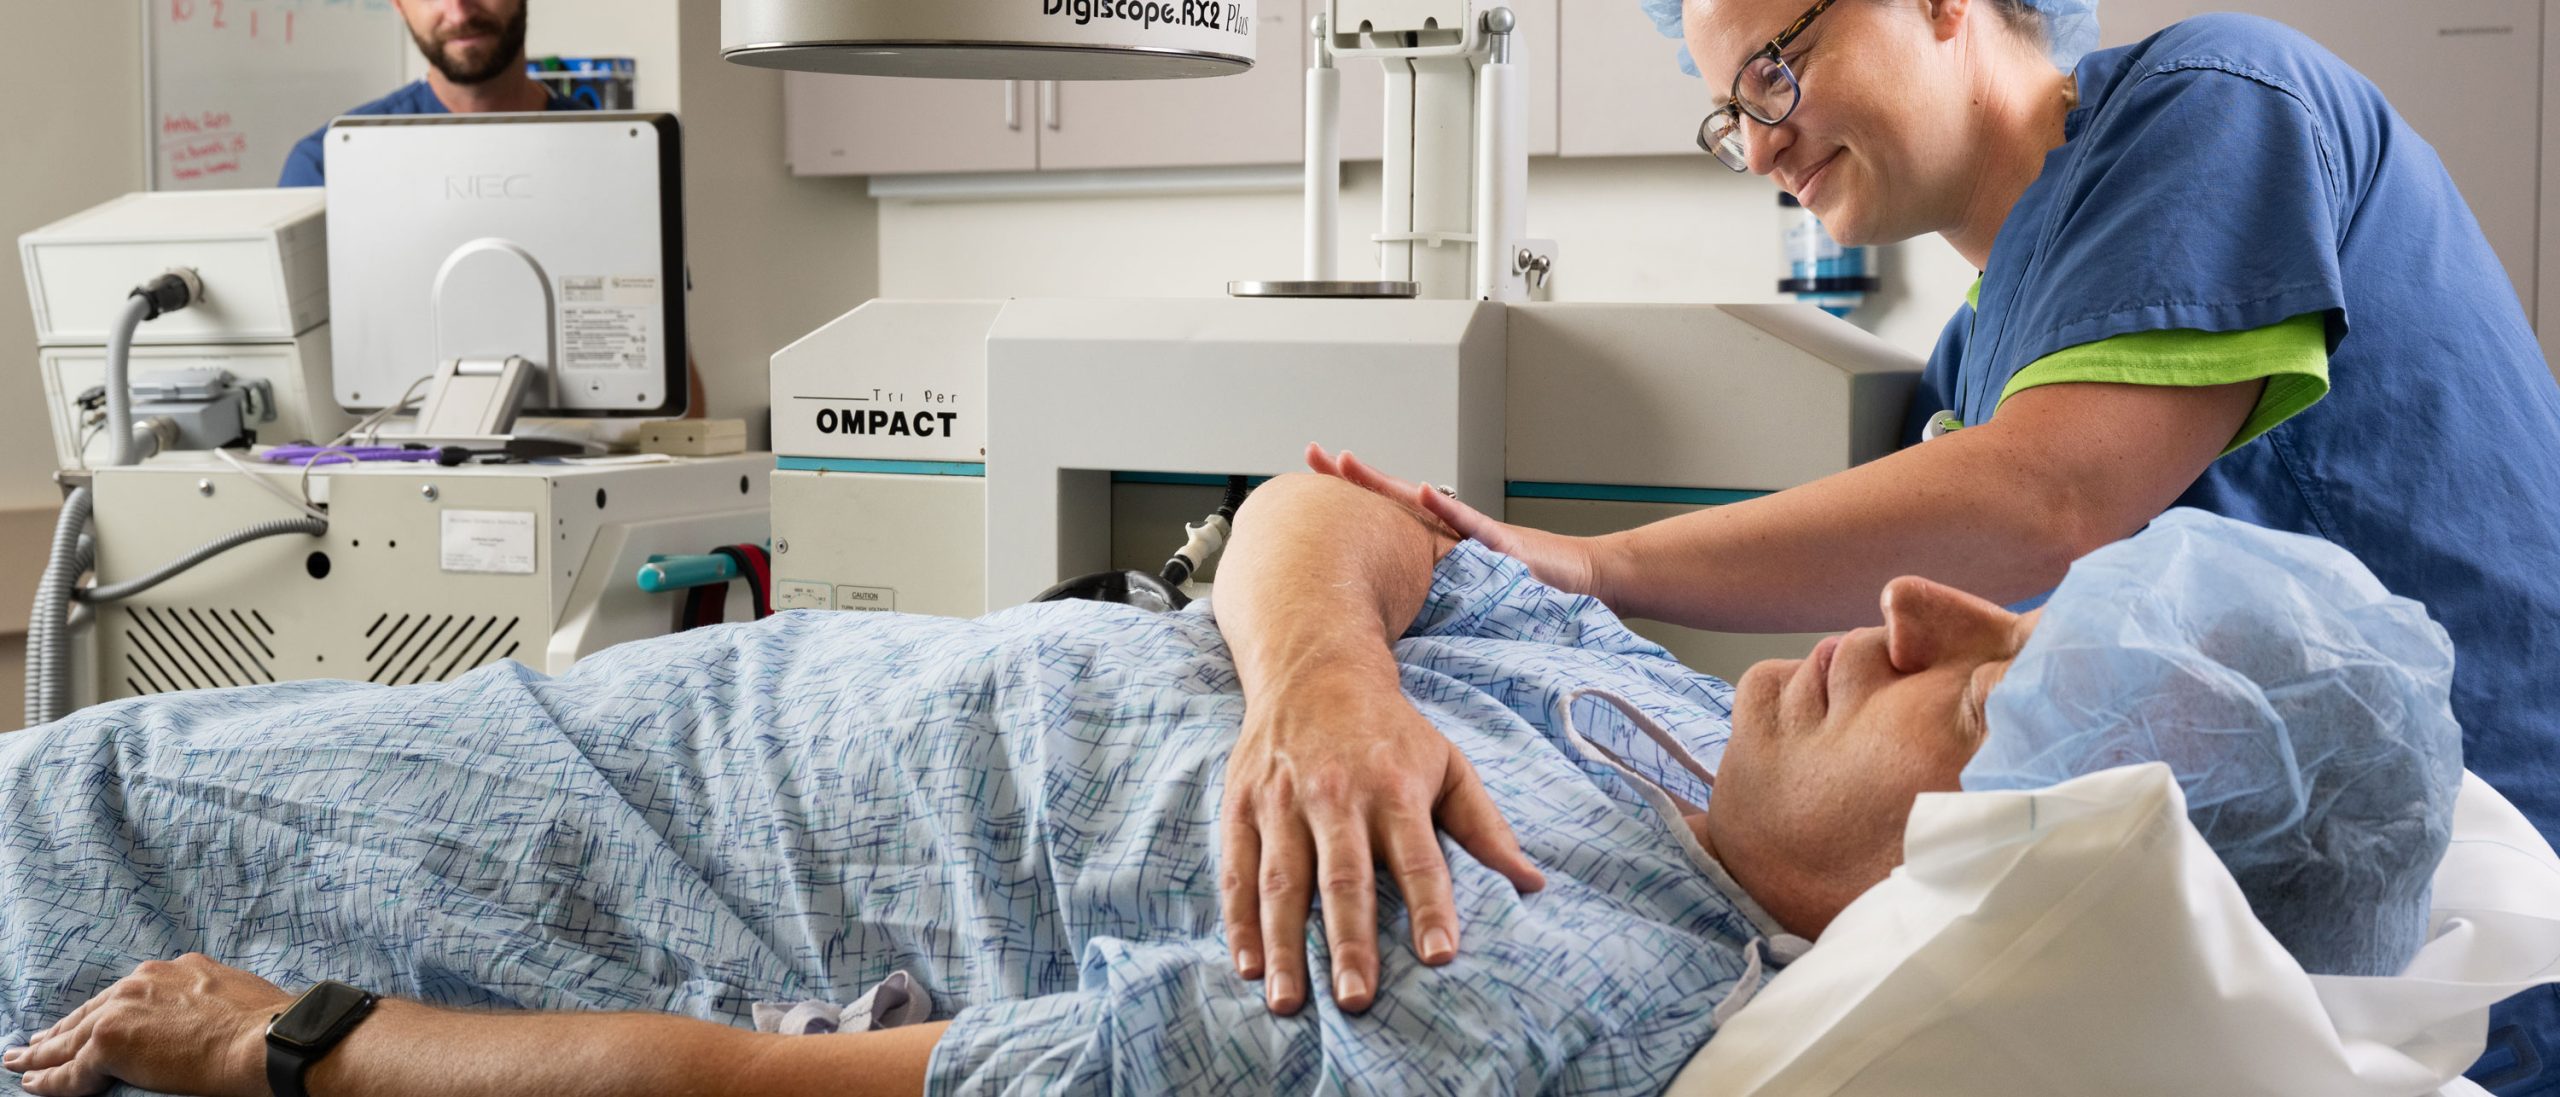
[76,518,327,606]
[103,294,153,469]
[27,487,94,727]
[27,272,328,726]
[25,292,154,726]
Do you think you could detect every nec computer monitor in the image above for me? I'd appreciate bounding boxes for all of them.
[323,112,685,416]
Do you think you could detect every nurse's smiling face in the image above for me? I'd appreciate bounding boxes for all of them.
[1683,0,2055,247]
[1703,577,2041,937]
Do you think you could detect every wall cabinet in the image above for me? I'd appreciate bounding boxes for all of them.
[784,0,1590,176]
[786,75,1041,176]
[1036,1,1308,170]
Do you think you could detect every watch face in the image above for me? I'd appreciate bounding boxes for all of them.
[269,981,374,1050]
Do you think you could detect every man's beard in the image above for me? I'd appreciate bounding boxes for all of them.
[413,5,529,86]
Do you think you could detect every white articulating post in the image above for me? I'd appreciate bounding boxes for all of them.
[1305,13,1342,280]
[1377,48,1420,285]
[1324,0,1539,301]
[1472,7,1527,301]
[1406,52,1479,298]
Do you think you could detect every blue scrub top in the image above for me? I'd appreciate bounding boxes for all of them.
[277,80,583,187]
[1908,16,2560,1091]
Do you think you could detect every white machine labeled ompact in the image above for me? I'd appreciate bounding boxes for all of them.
[772,298,1914,677]
[756,0,1920,678]
[18,113,769,726]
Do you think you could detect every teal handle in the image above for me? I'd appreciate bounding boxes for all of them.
[638,553,739,593]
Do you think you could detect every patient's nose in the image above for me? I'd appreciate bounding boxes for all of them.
[1882,576,2016,674]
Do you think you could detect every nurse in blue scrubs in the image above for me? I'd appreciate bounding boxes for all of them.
[1228,0,2560,1089]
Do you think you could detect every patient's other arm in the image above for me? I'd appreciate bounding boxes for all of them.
[5,953,946,1097]
[1214,470,1546,1018]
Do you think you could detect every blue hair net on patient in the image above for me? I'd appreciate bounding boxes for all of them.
[1639,0,2101,77]
[1961,509,2463,978]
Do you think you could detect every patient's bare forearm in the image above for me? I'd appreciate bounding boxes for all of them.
[1217,474,1456,696]
[304,1001,946,1097]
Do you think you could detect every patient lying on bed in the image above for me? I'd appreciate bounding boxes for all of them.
[0,476,2459,1097]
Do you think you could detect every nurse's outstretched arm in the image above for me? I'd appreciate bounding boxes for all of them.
[1600,378,2264,630]
[1352,378,2261,632]
[1213,472,1547,1017]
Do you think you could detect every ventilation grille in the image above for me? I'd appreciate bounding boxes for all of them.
[120,607,279,696]
[363,613,522,686]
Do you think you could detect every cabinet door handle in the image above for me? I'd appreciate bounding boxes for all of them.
[1040,80,1061,130]
[1005,80,1022,130]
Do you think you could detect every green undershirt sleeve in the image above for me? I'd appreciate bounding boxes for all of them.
[1994,311,2332,454]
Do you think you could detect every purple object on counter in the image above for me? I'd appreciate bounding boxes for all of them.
[260,446,438,466]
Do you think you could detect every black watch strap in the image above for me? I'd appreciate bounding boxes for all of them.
[265,980,377,1097]
[265,1037,312,1097]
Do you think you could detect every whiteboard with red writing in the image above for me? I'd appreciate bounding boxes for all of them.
[148,0,412,190]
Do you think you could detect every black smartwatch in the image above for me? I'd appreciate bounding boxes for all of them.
[265,980,377,1097]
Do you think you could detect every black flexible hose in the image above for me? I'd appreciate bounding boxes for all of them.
[1218,475,1250,520]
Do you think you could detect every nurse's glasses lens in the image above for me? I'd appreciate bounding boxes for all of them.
[1736,55,1798,124]
[1699,56,1799,173]
[1700,111,1751,172]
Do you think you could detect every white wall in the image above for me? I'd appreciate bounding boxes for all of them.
[673,0,879,441]
[877,157,1980,359]
[0,0,146,511]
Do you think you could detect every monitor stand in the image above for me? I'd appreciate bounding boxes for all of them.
[411,355,535,447]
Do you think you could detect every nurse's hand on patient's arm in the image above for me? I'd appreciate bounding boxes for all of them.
[1307,446,1614,604]
[5,952,947,1097]
[1215,471,1545,1019]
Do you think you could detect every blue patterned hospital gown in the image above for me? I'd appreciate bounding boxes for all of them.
[0,543,1763,1095]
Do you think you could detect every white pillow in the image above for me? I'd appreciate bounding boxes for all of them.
[1671,764,2560,1097]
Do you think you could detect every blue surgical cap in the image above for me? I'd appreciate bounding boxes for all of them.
[1961,509,2462,978]
[2027,0,2101,68]
[1637,0,1702,78]
[1640,0,2102,77]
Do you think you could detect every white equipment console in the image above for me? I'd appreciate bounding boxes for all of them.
[20,115,772,724]
[72,453,767,710]
[18,190,353,469]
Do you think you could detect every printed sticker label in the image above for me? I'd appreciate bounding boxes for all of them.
[440,510,539,575]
